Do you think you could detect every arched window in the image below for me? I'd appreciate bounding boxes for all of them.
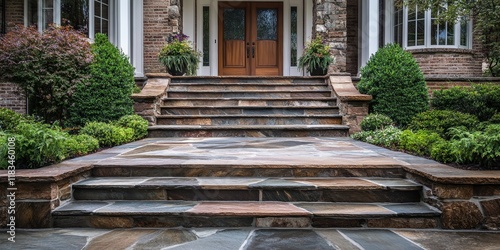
[389,1,471,49]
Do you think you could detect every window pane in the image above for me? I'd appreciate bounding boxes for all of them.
[460,20,468,46]
[408,21,415,46]
[447,23,454,45]
[27,0,38,27]
[101,19,108,35]
[417,19,425,46]
[61,0,89,36]
[438,24,446,45]
[291,7,297,66]
[44,0,53,8]
[223,8,245,40]
[431,23,438,45]
[393,8,403,46]
[94,16,101,33]
[102,3,109,20]
[43,8,53,30]
[0,0,5,34]
[203,6,209,66]
[94,2,101,17]
[257,8,277,40]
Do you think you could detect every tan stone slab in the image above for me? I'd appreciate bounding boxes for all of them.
[291,178,382,189]
[295,203,395,216]
[186,202,311,216]
[394,230,500,250]
[316,229,362,250]
[0,163,92,182]
[403,164,500,184]
[197,177,265,189]
[85,229,157,250]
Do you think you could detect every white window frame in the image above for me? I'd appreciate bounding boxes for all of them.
[24,0,116,42]
[385,0,472,50]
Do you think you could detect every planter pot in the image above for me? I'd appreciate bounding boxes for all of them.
[166,67,186,76]
[309,67,327,76]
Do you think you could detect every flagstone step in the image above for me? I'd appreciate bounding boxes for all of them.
[147,125,350,137]
[170,77,326,84]
[167,90,332,98]
[71,177,421,202]
[156,114,343,126]
[52,201,440,228]
[168,83,329,91]
[161,97,337,107]
[160,106,339,115]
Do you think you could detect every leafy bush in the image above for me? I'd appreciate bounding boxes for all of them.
[448,125,500,168]
[408,110,479,138]
[431,84,500,121]
[430,140,456,163]
[0,108,30,131]
[489,113,500,124]
[65,134,99,157]
[68,33,135,127]
[116,115,149,140]
[0,25,92,125]
[1,123,69,169]
[357,44,429,127]
[351,126,402,149]
[80,122,134,147]
[399,130,444,156]
[360,114,393,131]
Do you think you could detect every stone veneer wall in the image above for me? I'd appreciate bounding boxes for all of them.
[314,0,348,73]
[0,82,26,114]
[143,0,181,74]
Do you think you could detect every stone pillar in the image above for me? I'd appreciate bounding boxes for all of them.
[313,0,348,73]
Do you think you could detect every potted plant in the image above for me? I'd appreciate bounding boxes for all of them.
[158,33,201,76]
[298,36,335,76]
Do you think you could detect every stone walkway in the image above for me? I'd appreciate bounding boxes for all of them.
[1,228,499,250]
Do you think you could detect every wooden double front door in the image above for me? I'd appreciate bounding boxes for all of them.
[218,2,283,76]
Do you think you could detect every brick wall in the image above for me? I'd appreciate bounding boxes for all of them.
[410,49,483,77]
[143,0,181,74]
[6,0,23,32]
[0,82,26,114]
[346,0,358,76]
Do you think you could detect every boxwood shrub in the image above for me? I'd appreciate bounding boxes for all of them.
[360,113,393,132]
[408,110,479,138]
[399,130,444,156]
[357,44,429,126]
[116,115,149,140]
[80,122,134,147]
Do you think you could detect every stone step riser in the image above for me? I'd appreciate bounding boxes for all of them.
[160,107,339,115]
[162,99,337,107]
[168,92,332,98]
[72,188,421,203]
[91,167,406,178]
[170,79,326,84]
[156,117,343,126]
[148,128,349,137]
[169,85,329,91]
[53,215,440,229]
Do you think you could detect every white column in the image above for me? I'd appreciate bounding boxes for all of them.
[117,0,131,58]
[360,0,379,69]
[132,0,144,77]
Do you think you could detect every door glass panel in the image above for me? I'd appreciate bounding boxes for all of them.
[291,7,297,66]
[223,8,245,40]
[203,6,210,66]
[257,8,277,40]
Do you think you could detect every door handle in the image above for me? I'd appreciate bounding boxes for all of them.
[246,42,250,58]
[252,42,255,58]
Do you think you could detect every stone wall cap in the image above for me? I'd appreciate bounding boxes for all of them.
[330,76,372,101]
[131,78,170,99]
[403,164,500,185]
[0,162,93,183]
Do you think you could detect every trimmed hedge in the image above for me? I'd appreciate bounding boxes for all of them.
[116,115,149,140]
[360,114,393,132]
[68,33,135,127]
[358,44,429,126]
[79,122,134,147]
[408,110,479,138]
[431,84,500,121]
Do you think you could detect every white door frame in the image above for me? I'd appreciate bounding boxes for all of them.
[184,0,310,76]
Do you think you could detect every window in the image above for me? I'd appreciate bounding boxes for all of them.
[0,0,5,34]
[391,2,471,49]
[25,0,112,39]
[202,6,209,66]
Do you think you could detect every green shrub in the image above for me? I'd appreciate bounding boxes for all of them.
[448,125,500,168]
[399,130,444,156]
[430,140,456,163]
[0,26,92,125]
[489,113,500,124]
[408,110,479,138]
[360,114,393,131]
[68,33,135,127]
[351,126,402,149]
[65,134,99,157]
[431,84,500,121]
[357,44,429,126]
[80,122,134,147]
[116,115,148,140]
[0,108,30,131]
[0,123,69,169]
